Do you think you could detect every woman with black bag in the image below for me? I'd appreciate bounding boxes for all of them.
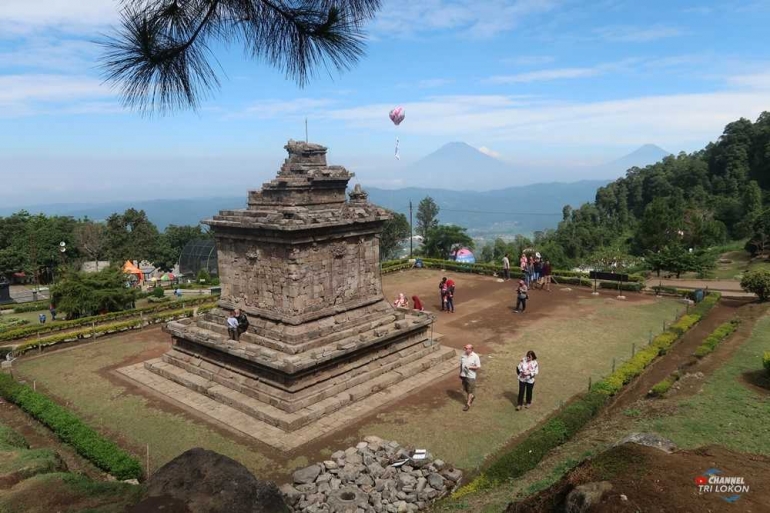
[516,351,539,410]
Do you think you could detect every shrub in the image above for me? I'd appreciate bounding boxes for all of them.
[741,269,770,301]
[649,373,679,397]
[0,300,50,313]
[0,424,29,449]
[0,374,142,479]
[670,314,701,335]
[598,281,644,292]
[763,351,770,375]
[150,287,166,299]
[694,319,740,357]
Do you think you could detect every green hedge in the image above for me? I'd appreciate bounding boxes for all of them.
[764,352,770,375]
[597,281,644,292]
[0,374,142,480]
[453,291,720,497]
[0,296,216,343]
[649,371,680,397]
[0,300,49,313]
[12,304,215,355]
[694,319,740,358]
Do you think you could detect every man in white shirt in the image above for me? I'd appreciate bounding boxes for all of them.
[226,312,240,341]
[459,344,481,411]
[502,253,510,281]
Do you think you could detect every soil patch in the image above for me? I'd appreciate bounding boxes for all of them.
[506,444,770,512]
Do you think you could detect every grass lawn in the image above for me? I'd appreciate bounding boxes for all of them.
[14,337,283,479]
[637,313,770,454]
[12,287,683,484]
[354,296,683,473]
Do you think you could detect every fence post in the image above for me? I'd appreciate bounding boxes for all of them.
[588,376,592,391]
[663,321,667,332]
[146,444,151,478]
[92,322,96,340]
[33,380,36,391]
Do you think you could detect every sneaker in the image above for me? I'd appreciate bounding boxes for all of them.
[463,405,470,411]
[525,404,531,409]
[515,406,522,411]
[513,310,520,314]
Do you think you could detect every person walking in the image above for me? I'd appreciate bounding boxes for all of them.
[502,253,510,281]
[445,287,455,313]
[514,280,529,313]
[542,259,552,292]
[459,344,481,411]
[235,308,249,340]
[516,351,539,410]
[226,311,240,341]
[439,277,448,311]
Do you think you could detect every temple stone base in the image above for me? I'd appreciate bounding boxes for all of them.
[116,343,459,451]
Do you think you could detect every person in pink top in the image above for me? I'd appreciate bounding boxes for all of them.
[393,293,409,308]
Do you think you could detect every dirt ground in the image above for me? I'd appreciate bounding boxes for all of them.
[507,443,770,513]
[14,270,682,483]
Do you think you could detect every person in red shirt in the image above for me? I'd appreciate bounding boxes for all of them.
[412,295,424,311]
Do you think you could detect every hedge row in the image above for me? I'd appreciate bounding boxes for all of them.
[453,292,721,497]
[0,300,50,313]
[694,319,740,358]
[0,295,217,343]
[379,258,646,287]
[13,304,215,355]
[649,372,680,397]
[0,373,142,480]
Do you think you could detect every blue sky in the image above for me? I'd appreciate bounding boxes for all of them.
[1,0,769,205]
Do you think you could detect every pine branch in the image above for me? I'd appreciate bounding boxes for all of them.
[100,0,381,115]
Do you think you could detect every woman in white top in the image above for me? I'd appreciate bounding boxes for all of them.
[516,350,539,410]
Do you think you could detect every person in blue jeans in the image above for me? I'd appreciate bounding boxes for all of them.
[445,288,455,313]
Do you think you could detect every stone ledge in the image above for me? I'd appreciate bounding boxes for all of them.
[116,348,460,451]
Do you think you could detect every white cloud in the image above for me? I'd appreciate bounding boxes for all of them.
[502,55,555,66]
[417,78,454,88]
[371,0,560,38]
[0,74,114,117]
[594,24,685,42]
[0,39,98,71]
[0,0,118,34]
[478,146,501,158]
[728,72,770,90]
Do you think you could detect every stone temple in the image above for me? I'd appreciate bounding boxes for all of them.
[123,141,456,450]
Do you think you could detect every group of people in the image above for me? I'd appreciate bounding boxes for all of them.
[502,252,552,290]
[393,276,457,314]
[226,309,249,341]
[460,345,539,411]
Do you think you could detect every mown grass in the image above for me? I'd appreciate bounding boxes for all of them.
[15,337,277,479]
[638,313,770,454]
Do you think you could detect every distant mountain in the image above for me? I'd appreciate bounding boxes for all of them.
[596,144,671,176]
[366,180,608,236]
[0,143,670,237]
[406,142,514,190]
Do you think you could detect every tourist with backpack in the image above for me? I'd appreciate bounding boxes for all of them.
[514,280,528,313]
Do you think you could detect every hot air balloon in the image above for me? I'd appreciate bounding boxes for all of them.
[389,106,405,159]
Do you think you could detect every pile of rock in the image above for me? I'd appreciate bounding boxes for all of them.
[281,436,463,513]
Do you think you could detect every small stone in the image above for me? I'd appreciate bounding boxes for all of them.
[416,477,428,493]
[375,479,387,492]
[357,441,369,450]
[401,464,413,473]
[331,450,346,460]
[331,478,342,490]
[441,468,462,483]
[397,491,408,500]
[347,452,363,465]
[296,483,317,494]
[620,494,628,501]
[397,473,417,490]
[406,503,418,513]
[122,479,140,485]
[356,474,375,487]
[416,502,426,510]
[316,473,332,484]
[433,459,445,470]
[324,460,338,470]
[294,464,322,484]
[279,483,302,505]
[427,473,444,490]
[396,500,408,513]
[317,481,331,494]
[368,462,385,478]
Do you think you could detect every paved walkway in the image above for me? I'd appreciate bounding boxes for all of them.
[650,278,753,297]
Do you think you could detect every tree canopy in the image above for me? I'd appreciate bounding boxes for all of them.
[51,266,137,319]
[416,197,439,238]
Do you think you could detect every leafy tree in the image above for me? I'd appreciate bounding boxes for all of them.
[51,266,137,319]
[100,0,381,113]
[746,209,770,256]
[380,212,410,260]
[74,222,108,270]
[416,197,440,238]
[741,269,770,301]
[105,209,162,263]
[421,225,473,260]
